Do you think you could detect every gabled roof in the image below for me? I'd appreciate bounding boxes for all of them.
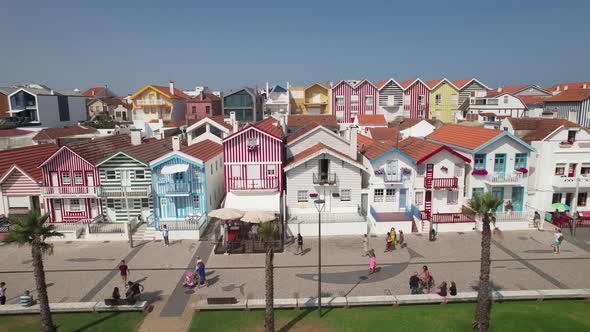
[375,78,402,90]
[42,135,132,166]
[254,117,283,138]
[32,126,99,141]
[181,139,223,162]
[305,82,329,91]
[368,127,400,142]
[189,92,221,102]
[0,144,58,183]
[223,87,257,99]
[397,137,470,165]
[331,79,377,90]
[186,115,233,133]
[517,95,549,106]
[487,85,550,97]
[451,78,490,91]
[426,124,534,153]
[286,124,345,145]
[287,114,337,128]
[285,143,363,171]
[399,78,428,90]
[507,118,581,143]
[130,84,190,100]
[270,85,287,93]
[82,87,106,97]
[424,78,459,90]
[394,118,437,129]
[357,114,386,125]
[87,97,123,107]
[546,81,590,92]
[545,89,590,103]
[96,138,174,166]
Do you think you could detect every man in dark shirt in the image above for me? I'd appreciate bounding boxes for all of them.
[409,273,421,294]
[119,260,129,286]
[125,281,144,303]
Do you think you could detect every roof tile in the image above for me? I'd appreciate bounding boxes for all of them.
[0,144,59,182]
[545,89,590,103]
[357,114,386,125]
[180,139,222,162]
[426,124,502,150]
[287,115,337,128]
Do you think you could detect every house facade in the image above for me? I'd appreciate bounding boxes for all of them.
[186,91,222,122]
[355,114,387,134]
[186,115,234,145]
[223,87,262,123]
[87,97,125,120]
[426,79,460,123]
[544,89,590,127]
[400,79,430,119]
[331,80,378,123]
[452,78,490,107]
[264,84,290,118]
[375,79,404,122]
[467,93,527,122]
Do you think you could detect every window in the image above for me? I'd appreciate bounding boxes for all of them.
[435,94,442,105]
[415,192,424,205]
[141,198,149,208]
[554,164,566,176]
[267,165,276,177]
[297,190,308,202]
[231,165,241,177]
[106,170,116,180]
[503,96,509,104]
[451,94,458,105]
[474,154,486,170]
[365,95,373,106]
[472,187,484,198]
[514,153,527,170]
[57,95,70,122]
[135,170,145,179]
[69,199,81,211]
[193,195,200,208]
[340,189,351,201]
[210,164,213,175]
[581,165,590,176]
[247,137,258,147]
[403,94,411,106]
[206,106,211,114]
[191,106,196,115]
[567,130,577,143]
[385,189,395,202]
[417,165,425,177]
[418,110,424,119]
[336,95,344,106]
[174,172,184,181]
[106,199,115,208]
[133,199,141,209]
[351,95,359,106]
[74,172,83,184]
[374,189,384,203]
[61,172,71,184]
[578,193,588,207]
[447,191,458,204]
[387,95,395,106]
[552,193,562,204]
[418,95,425,105]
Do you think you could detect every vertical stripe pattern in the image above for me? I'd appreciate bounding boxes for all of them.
[545,99,590,127]
[404,81,430,119]
[331,80,378,123]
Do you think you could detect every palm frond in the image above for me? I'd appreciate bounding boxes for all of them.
[4,211,63,254]
[258,222,278,242]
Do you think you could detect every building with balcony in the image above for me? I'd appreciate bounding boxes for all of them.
[223,87,262,123]
[129,81,189,138]
[149,138,223,230]
[40,135,132,223]
[223,117,283,213]
[263,84,290,118]
[427,124,535,213]
[503,118,590,216]
[7,84,87,127]
[331,79,378,123]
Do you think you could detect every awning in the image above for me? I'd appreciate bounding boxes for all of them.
[161,164,189,175]
[224,191,280,214]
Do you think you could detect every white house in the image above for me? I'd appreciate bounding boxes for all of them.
[264,83,290,119]
[397,119,437,138]
[354,114,388,135]
[467,93,527,122]
[185,115,234,145]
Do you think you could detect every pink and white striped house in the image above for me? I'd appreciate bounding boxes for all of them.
[331,80,378,123]
[40,135,131,223]
[400,78,431,119]
[222,117,283,213]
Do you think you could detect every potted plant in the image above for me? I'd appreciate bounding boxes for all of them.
[309,193,318,198]
[401,167,412,175]
[504,200,513,214]
[516,167,528,174]
[247,145,258,153]
[472,169,488,176]
[440,166,448,173]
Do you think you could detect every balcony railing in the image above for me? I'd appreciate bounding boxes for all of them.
[135,99,167,105]
[485,172,523,184]
[41,186,98,197]
[552,176,590,188]
[228,178,279,191]
[99,186,151,197]
[431,212,474,224]
[381,173,406,183]
[155,181,200,195]
[305,98,327,105]
[313,173,337,185]
[431,177,458,189]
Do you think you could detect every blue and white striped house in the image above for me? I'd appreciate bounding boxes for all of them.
[149,137,224,237]
[544,89,590,127]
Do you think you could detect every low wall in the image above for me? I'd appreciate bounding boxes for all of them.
[0,301,147,315]
[431,222,476,233]
[287,222,367,237]
[152,230,200,240]
[371,221,413,235]
[85,232,127,241]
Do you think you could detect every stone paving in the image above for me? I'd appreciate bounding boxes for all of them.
[0,223,589,332]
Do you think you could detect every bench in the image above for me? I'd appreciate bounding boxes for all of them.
[0,301,148,315]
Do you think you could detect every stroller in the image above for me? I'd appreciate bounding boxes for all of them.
[183,271,197,288]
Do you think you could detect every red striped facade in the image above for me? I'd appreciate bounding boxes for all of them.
[223,126,283,193]
[1,169,40,196]
[404,80,430,119]
[331,80,378,123]
[41,148,102,223]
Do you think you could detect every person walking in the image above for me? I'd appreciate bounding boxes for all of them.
[420,265,432,293]
[551,228,564,254]
[161,224,170,247]
[384,232,392,252]
[398,230,405,248]
[368,250,377,274]
[296,233,303,255]
[119,260,129,287]
[196,261,209,288]
[409,273,421,294]
[0,282,6,305]
[362,234,370,256]
[390,228,397,250]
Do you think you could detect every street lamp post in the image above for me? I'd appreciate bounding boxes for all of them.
[314,199,325,318]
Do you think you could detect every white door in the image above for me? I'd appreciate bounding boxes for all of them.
[312,93,321,103]
[247,164,261,188]
[120,170,131,187]
[51,172,59,187]
[86,173,95,194]
[90,199,98,218]
[52,200,62,222]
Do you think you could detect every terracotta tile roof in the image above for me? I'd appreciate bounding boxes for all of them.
[0,144,58,182]
[151,85,191,99]
[82,87,106,97]
[398,137,444,161]
[399,78,418,89]
[546,81,590,92]
[190,93,220,102]
[357,114,386,125]
[517,95,548,105]
[32,126,99,141]
[287,114,337,128]
[286,122,322,143]
[357,134,391,160]
[375,79,391,90]
[507,118,580,143]
[210,116,233,131]
[368,127,400,141]
[117,138,173,163]
[163,121,182,128]
[66,135,132,164]
[479,112,496,117]
[392,118,437,129]
[545,89,590,103]
[287,143,357,167]
[255,117,283,138]
[0,129,33,137]
[451,78,475,90]
[426,124,502,150]
[181,139,223,162]
[487,85,529,97]
[424,78,444,89]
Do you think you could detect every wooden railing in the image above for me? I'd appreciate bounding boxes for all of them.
[41,186,98,196]
[431,212,474,224]
[155,181,200,195]
[228,178,279,190]
[431,177,458,189]
[99,186,151,197]
[313,173,337,185]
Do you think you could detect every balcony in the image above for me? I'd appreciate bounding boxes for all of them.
[484,171,524,185]
[135,99,168,105]
[228,178,279,191]
[41,186,98,198]
[99,186,151,198]
[370,206,409,222]
[431,212,474,224]
[552,176,590,188]
[426,177,459,189]
[381,173,406,183]
[305,98,328,105]
[155,181,200,196]
[313,173,337,185]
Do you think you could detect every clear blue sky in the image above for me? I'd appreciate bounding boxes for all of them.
[0,0,588,95]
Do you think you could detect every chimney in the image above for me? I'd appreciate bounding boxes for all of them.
[287,81,290,89]
[584,84,587,89]
[130,129,142,146]
[279,116,286,134]
[169,80,175,95]
[230,111,238,133]
[349,126,358,159]
[564,86,568,91]
[50,90,54,95]
[172,136,180,151]
[266,82,269,96]
[497,87,502,93]
[200,90,205,100]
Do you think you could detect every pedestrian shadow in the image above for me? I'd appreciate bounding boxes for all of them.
[523,249,572,254]
[299,248,311,256]
[206,275,220,286]
[221,283,246,295]
[65,258,116,263]
[141,290,163,303]
[278,308,314,331]
[70,312,122,332]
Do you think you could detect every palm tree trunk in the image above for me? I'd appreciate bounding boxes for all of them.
[32,244,56,332]
[264,243,275,332]
[474,218,492,332]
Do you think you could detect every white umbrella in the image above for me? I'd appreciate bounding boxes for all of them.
[240,210,276,224]
[208,208,244,220]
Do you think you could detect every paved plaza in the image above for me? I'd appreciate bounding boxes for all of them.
[1,223,590,331]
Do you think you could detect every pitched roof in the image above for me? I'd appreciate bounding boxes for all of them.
[209,115,233,131]
[66,135,132,164]
[487,85,529,97]
[357,114,386,125]
[190,92,221,102]
[270,85,287,93]
[287,114,337,128]
[0,129,33,137]
[0,144,59,182]
[424,78,444,89]
[393,118,437,129]
[82,87,106,97]
[357,134,392,160]
[517,95,548,106]
[286,122,322,143]
[426,124,502,150]
[546,81,590,92]
[368,127,400,141]
[32,126,99,141]
[507,118,580,143]
[180,139,223,162]
[151,85,191,99]
[286,143,360,169]
[451,78,475,90]
[399,78,423,90]
[108,138,173,164]
[375,79,390,90]
[545,89,590,103]
[254,117,283,138]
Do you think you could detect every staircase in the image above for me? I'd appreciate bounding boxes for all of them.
[131,223,157,242]
[421,219,431,233]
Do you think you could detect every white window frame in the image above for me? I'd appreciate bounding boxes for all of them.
[503,96,509,104]
[447,191,459,205]
[267,165,276,177]
[246,137,258,147]
[193,195,200,208]
[106,170,116,180]
[135,170,145,179]
[417,165,426,177]
[403,94,411,106]
[415,191,424,206]
[435,94,442,105]
[350,95,359,106]
[74,172,83,184]
[69,199,81,211]
[61,172,71,184]
[418,95,425,105]
[336,95,344,106]
[106,199,115,208]
[451,94,458,105]
[374,189,384,203]
[385,189,395,202]
[231,165,242,177]
[387,95,395,106]
[365,95,373,106]
[141,198,149,208]
[340,189,351,201]
[297,190,308,202]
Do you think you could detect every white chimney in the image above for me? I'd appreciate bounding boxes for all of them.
[279,116,286,134]
[584,84,587,89]
[130,129,142,146]
[497,87,502,93]
[287,81,290,89]
[349,126,358,160]
[230,111,238,133]
[564,86,568,91]
[169,80,175,95]
[266,82,269,96]
[172,136,180,151]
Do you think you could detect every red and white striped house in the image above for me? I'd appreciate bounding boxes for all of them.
[222,117,283,213]
[400,78,431,119]
[331,79,378,123]
[0,144,59,217]
[40,135,131,223]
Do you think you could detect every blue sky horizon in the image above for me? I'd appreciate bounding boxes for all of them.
[0,0,589,95]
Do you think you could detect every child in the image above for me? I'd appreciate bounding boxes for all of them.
[449,281,457,296]
[369,250,377,274]
[296,233,303,255]
[384,232,392,252]
[0,282,6,305]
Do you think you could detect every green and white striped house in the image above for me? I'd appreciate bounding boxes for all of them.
[96,134,173,223]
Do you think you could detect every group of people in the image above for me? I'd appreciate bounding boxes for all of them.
[183,256,209,288]
[114,260,144,304]
[384,228,405,252]
[0,282,36,307]
[409,265,457,296]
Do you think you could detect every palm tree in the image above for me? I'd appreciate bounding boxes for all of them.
[5,211,63,332]
[258,221,278,332]
[463,192,503,332]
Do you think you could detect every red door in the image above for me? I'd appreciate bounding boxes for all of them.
[424,191,432,220]
[425,164,434,189]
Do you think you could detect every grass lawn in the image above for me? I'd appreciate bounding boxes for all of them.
[0,312,144,332]
[190,300,590,332]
